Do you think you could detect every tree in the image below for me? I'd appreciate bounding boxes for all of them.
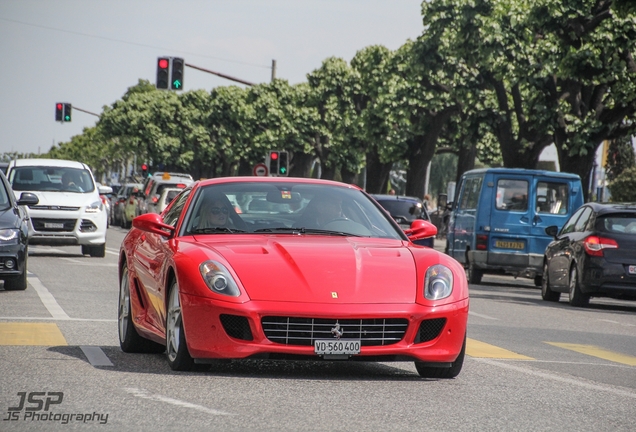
[604,136,635,182]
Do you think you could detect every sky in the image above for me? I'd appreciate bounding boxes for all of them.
[0,0,426,155]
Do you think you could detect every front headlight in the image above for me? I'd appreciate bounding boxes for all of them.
[85,200,103,213]
[424,264,453,300]
[0,229,19,245]
[200,261,240,297]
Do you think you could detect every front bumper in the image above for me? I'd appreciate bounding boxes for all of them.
[0,243,27,277]
[179,293,469,364]
[26,209,107,246]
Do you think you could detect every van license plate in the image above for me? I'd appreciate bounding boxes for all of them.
[495,240,524,249]
[629,266,636,275]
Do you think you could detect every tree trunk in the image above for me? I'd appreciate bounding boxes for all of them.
[405,135,436,199]
[365,148,392,193]
[556,146,596,202]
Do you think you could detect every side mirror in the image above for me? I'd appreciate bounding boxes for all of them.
[98,185,113,195]
[132,213,174,238]
[17,192,39,206]
[545,225,558,237]
[404,219,437,241]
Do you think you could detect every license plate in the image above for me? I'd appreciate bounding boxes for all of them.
[314,339,360,356]
[629,266,636,275]
[44,223,65,229]
[495,240,524,249]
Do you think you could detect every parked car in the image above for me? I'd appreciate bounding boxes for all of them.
[371,194,435,248]
[0,171,38,290]
[541,202,636,307]
[119,177,466,377]
[111,183,143,227]
[138,172,193,214]
[6,159,109,257]
[447,168,584,285]
[152,187,182,214]
[96,183,113,228]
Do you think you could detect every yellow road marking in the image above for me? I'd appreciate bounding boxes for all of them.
[547,342,636,366]
[467,338,534,360]
[0,323,67,346]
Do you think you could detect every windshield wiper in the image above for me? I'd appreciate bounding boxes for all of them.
[191,227,247,234]
[254,227,360,237]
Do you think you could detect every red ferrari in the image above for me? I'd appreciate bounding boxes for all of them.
[118,177,469,378]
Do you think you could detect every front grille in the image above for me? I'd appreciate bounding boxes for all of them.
[414,318,446,344]
[79,219,97,232]
[30,205,80,211]
[31,218,77,232]
[262,317,408,346]
[220,315,253,341]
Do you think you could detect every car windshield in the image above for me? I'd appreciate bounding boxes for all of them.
[10,166,95,193]
[183,182,403,239]
[375,198,427,222]
[599,214,636,234]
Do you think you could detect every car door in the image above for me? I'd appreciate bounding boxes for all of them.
[489,174,531,258]
[448,175,483,263]
[547,206,591,289]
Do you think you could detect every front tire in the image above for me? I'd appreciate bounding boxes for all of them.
[166,279,194,371]
[3,268,27,291]
[568,265,589,307]
[118,263,164,353]
[541,261,560,302]
[415,334,466,379]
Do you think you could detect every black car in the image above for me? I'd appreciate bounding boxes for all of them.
[371,194,435,248]
[0,171,38,290]
[541,202,636,307]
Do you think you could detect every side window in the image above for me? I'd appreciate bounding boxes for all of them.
[458,177,482,210]
[574,207,592,232]
[560,206,586,235]
[163,189,190,227]
[496,179,528,211]
[536,182,569,214]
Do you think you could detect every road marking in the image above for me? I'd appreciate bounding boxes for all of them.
[27,275,70,320]
[547,342,636,367]
[467,338,534,360]
[124,388,233,416]
[106,250,118,256]
[475,358,636,399]
[59,258,117,267]
[0,316,116,322]
[468,311,499,320]
[80,346,113,367]
[0,323,67,346]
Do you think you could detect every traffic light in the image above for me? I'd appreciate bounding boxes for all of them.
[268,151,279,175]
[156,57,170,89]
[278,151,288,176]
[171,57,184,90]
[63,103,72,122]
[55,103,64,122]
[141,163,148,177]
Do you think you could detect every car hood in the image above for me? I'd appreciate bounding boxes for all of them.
[193,235,421,304]
[16,191,97,207]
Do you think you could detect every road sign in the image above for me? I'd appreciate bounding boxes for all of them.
[253,163,268,177]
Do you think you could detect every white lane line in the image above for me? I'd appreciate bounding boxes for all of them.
[106,250,118,256]
[598,319,619,324]
[0,316,116,322]
[469,311,499,320]
[124,388,233,416]
[475,358,636,399]
[61,258,85,263]
[80,346,114,367]
[27,275,70,320]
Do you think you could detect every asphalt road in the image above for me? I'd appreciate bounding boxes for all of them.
[0,228,635,431]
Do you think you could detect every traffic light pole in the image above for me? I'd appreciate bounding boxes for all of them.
[185,62,255,87]
[72,106,100,117]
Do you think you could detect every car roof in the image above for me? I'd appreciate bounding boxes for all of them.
[586,202,636,215]
[9,158,88,169]
[196,176,363,190]
[463,167,581,180]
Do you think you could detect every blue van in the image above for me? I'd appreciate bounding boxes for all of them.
[446,168,584,285]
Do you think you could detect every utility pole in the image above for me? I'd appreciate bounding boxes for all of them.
[271,59,277,82]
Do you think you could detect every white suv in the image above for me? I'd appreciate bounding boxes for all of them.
[6,159,108,257]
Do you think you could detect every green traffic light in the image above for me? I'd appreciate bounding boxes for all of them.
[279,167,286,174]
[172,80,181,89]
